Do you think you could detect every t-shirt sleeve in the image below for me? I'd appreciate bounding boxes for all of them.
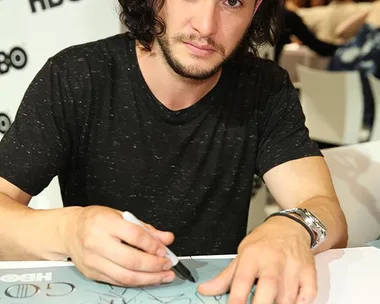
[0,59,72,196]
[255,68,322,178]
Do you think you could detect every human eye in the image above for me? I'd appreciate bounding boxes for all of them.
[223,0,243,9]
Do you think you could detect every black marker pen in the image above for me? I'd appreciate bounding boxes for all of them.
[122,211,196,283]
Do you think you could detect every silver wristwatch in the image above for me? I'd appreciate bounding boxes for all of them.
[278,208,327,249]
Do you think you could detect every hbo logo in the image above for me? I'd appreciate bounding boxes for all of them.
[0,113,11,134]
[0,47,28,76]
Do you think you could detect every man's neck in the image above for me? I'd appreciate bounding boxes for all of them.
[136,43,222,111]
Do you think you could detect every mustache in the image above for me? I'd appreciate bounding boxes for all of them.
[172,34,225,56]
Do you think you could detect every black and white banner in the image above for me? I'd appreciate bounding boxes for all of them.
[0,0,121,208]
[0,0,121,140]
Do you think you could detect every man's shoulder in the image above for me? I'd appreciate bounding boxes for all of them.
[32,34,134,110]
[47,33,132,72]
[227,52,299,116]
[232,52,290,89]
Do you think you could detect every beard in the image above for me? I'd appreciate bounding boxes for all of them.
[156,33,244,81]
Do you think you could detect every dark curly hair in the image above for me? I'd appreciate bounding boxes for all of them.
[118,0,284,57]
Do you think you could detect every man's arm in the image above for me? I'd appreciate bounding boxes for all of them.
[0,176,76,261]
[198,156,348,303]
[263,155,348,252]
[0,177,176,286]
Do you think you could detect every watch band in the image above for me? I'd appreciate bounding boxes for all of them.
[265,208,327,249]
[265,212,315,247]
[279,208,327,249]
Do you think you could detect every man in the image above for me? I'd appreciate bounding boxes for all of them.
[0,0,347,304]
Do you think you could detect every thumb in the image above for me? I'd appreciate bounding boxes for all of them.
[197,258,237,296]
[144,223,175,246]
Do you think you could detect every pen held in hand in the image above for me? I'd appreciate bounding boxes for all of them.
[122,211,196,283]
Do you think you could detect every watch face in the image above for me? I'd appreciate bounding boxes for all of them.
[304,209,327,230]
[283,208,327,249]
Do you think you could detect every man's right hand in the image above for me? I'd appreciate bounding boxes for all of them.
[62,206,176,287]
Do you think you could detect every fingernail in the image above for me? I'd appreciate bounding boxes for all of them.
[162,275,175,283]
[157,248,166,257]
[162,261,172,271]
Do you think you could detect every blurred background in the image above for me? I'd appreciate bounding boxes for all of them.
[0,0,379,246]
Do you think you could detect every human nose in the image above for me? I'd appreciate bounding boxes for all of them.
[190,1,219,38]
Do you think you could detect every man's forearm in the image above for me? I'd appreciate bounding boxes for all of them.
[298,195,348,253]
[0,193,79,261]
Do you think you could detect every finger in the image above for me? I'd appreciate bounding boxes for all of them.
[252,264,282,304]
[228,253,259,304]
[91,271,128,287]
[296,265,318,304]
[94,237,173,273]
[80,252,176,287]
[198,259,237,296]
[276,261,301,304]
[144,223,175,246]
[112,220,168,257]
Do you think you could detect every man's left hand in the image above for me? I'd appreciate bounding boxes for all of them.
[197,216,317,304]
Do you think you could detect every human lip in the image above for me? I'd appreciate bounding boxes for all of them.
[186,42,215,51]
[184,41,216,55]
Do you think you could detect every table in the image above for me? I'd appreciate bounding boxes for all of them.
[313,246,380,303]
[1,247,379,303]
[322,140,380,247]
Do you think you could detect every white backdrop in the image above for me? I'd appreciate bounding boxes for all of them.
[0,0,122,208]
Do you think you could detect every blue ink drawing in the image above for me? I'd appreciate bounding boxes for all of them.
[0,258,256,303]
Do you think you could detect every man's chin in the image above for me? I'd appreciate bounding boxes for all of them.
[169,58,223,80]
[160,44,225,80]
[174,65,221,81]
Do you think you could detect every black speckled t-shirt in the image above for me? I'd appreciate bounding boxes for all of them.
[0,34,321,255]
